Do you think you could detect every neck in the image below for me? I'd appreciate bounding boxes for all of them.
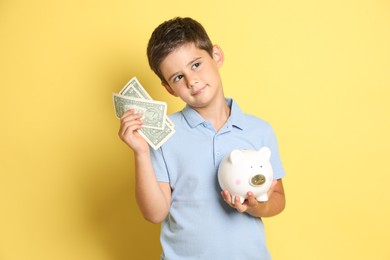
[195,98,230,132]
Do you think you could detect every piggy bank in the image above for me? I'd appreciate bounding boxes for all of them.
[218,147,274,203]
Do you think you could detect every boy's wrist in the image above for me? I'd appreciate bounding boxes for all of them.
[247,200,268,217]
[133,147,150,158]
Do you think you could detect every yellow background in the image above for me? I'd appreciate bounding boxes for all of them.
[1,0,389,259]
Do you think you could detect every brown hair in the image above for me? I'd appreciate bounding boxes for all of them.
[147,17,213,84]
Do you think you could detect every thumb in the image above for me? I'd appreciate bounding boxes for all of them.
[267,180,278,198]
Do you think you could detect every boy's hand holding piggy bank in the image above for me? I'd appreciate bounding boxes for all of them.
[218,147,274,205]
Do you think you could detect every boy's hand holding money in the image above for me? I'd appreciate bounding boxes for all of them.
[113,77,175,150]
[118,109,149,154]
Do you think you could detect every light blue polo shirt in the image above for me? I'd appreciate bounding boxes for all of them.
[150,98,285,260]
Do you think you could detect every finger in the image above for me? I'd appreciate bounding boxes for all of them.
[246,192,258,207]
[120,111,143,128]
[120,116,143,129]
[233,196,246,213]
[122,109,137,116]
[267,180,278,198]
[222,190,239,209]
[120,112,143,124]
[221,190,232,204]
[119,119,143,137]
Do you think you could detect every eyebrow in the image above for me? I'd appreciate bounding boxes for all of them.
[167,57,202,82]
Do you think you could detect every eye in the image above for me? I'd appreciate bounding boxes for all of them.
[192,62,201,69]
[173,75,184,83]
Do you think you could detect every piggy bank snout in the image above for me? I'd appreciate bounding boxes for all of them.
[250,174,266,186]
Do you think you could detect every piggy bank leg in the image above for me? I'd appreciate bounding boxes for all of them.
[256,194,269,202]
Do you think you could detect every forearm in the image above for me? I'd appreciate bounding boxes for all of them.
[247,179,286,218]
[134,152,171,223]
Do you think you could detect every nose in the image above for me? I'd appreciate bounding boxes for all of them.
[186,73,199,88]
[250,174,266,186]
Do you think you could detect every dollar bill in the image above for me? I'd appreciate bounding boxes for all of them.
[138,119,176,150]
[120,77,153,100]
[114,77,175,149]
[113,94,167,130]
[120,77,175,128]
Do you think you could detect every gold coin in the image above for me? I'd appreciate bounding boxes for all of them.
[251,174,266,185]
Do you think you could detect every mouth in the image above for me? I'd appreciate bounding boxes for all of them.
[191,86,206,96]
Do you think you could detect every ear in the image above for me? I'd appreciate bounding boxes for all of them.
[258,147,271,160]
[212,45,224,67]
[229,150,244,164]
[162,82,178,97]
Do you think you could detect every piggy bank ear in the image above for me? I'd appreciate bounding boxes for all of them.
[229,150,244,163]
[258,147,271,160]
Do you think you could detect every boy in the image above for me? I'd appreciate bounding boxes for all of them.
[119,17,286,259]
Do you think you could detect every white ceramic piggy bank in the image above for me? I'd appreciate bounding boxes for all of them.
[218,147,274,203]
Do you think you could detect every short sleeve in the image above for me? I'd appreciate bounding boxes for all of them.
[264,124,286,180]
[150,147,170,183]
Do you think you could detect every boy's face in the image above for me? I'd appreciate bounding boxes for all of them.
[160,43,224,109]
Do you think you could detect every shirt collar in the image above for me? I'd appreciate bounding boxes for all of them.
[181,98,245,130]
[228,98,245,130]
[181,104,203,128]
